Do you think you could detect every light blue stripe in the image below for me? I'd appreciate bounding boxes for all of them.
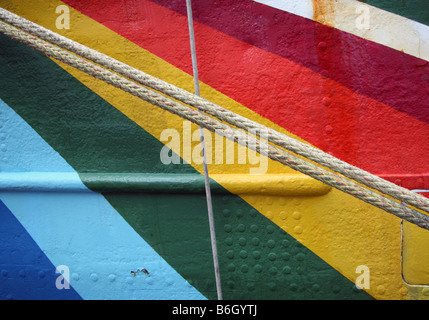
[0,172,89,192]
[0,99,206,300]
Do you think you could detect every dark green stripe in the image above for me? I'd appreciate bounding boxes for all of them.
[0,33,373,300]
[81,173,223,193]
[359,0,429,26]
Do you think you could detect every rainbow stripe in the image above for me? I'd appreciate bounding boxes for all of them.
[0,0,428,300]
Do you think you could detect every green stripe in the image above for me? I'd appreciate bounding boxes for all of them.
[0,33,373,300]
[359,0,429,26]
[81,173,224,193]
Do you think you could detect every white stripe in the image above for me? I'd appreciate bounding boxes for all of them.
[256,0,314,19]
[254,0,429,62]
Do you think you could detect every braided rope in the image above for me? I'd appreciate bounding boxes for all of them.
[1,8,427,216]
[1,16,429,230]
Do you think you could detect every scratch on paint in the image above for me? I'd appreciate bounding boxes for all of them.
[130,268,150,277]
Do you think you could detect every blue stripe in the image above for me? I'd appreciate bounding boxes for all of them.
[0,199,82,300]
[0,99,206,300]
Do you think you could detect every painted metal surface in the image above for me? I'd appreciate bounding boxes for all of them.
[0,0,428,300]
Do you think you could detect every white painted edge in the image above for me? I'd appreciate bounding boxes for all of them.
[254,0,429,62]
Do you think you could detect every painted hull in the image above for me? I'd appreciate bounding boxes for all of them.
[0,0,428,300]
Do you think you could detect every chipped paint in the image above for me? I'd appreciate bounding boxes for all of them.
[258,0,429,62]
[312,0,336,27]
[131,269,150,277]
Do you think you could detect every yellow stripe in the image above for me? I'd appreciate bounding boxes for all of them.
[3,0,414,299]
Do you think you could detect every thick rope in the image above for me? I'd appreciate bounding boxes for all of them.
[2,7,428,216]
[1,16,429,231]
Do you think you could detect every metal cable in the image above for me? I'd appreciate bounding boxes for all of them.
[185,0,223,300]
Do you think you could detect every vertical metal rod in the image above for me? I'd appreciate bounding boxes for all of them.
[185,0,222,300]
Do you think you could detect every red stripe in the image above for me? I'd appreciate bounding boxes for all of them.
[147,0,429,125]
[418,192,429,199]
[63,0,429,181]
